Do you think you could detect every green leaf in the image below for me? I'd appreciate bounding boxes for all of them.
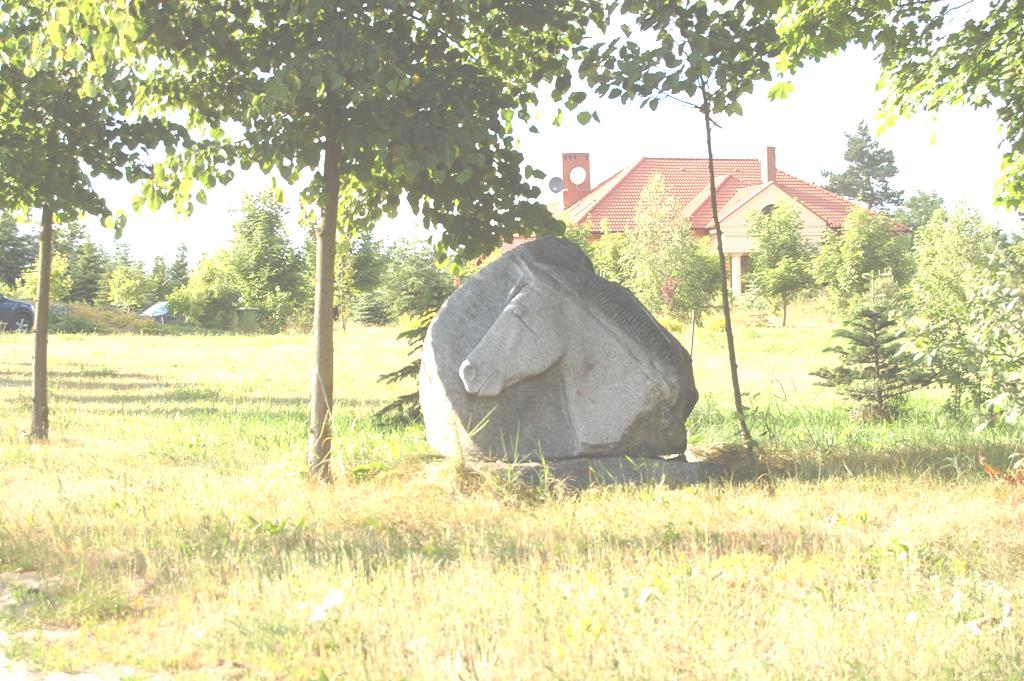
[768,81,794,100]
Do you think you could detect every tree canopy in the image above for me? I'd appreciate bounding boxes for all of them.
[813,207,912,304]
[624,175,718,322]
[822,121,903,211]
[745,203,816,325]
[0,2,181,224]
[776,0,1024,210]
[132,1,603,256]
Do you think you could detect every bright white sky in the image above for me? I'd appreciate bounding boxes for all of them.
[79,47,1020,266]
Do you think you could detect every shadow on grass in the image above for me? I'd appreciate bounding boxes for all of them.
[0,367,386,423]
[689,396,1022,484]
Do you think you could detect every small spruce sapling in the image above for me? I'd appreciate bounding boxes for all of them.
[813,275,932,421]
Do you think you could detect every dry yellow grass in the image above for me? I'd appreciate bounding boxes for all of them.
[1,320,1022,679]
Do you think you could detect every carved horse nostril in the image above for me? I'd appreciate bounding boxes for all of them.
[459,360,477,392]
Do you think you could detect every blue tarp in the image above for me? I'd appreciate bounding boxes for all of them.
[140,301,170,317]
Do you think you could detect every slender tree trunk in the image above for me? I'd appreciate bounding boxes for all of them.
[782,299,788,327]
[689,308,697,356]
[308,137,342,482]
[31,204,54,440]
[701,102,754,457]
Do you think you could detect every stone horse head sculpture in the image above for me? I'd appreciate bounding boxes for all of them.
[420,237,699,462]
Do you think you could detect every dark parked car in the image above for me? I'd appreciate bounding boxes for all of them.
[0,294,34,332]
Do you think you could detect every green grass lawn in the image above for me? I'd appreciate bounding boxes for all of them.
[1,313,1022,679]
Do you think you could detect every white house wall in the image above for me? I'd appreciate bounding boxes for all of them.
[717,185,828,256]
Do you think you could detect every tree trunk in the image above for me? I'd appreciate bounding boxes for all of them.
[308,137,342,482]
[31,204,54,440]
[782,299,788,327]
[701,102,755,457]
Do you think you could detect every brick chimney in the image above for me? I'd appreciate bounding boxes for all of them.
[562,152,591,208]
[761,146,776,184]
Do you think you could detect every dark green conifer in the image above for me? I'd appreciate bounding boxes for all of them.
[814,290,932,421]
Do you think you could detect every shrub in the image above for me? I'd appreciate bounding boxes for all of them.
[622,175,719,321]
[745,202,816,326]
[49,303,177,335]
[814,206,912,305]
[14,251,73,302]
[104,262,156,312]
[814,277,932,421]
[168,252,242,330]
[966,237,1024,426]
[904,208,999,408]
[351,289,394,326]
[589,223,630,284]
[377,241,454,321]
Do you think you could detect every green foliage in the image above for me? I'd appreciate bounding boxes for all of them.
[334,234,357,330]
[351,290,394,327]
[5,219,113,304]
[104,262,156,312]
[376,312,435,425]
[582,1,780,453]
[378,241,454,322]
[822,121,903,210]
[745,203,816,325]
[0,212,36,287]
[66,237,110,304]
[15,251,72,302]
[904,208,998,408]
[350,232,387,294]
[150,256,172,300]
[895,191,945,233]
[132,0,605,257]
[230,191,305,332]
[814,280,932,421]
[167,244,191,292]
[588,221,629,284]
[562,222,592,250]
[581,2,780,117]
[964,237,1024,426]
[49,302,180,335]
[622,176,718,321]
[813,207,912,305]
[0,2,183,224]
[167,252,241,330]
[776,0,1024,210]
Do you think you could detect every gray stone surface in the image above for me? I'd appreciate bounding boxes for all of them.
[419,237,699,463]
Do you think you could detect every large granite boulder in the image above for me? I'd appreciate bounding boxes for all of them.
[419,237,701,474]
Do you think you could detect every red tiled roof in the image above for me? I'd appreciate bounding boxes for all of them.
[554,157,857,232]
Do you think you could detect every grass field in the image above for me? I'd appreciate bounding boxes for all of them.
[1,309,1023,680]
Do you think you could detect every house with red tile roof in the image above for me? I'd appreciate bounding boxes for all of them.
[550,148,859,293]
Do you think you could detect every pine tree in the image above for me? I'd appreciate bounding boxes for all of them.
[813,281,931,421]
[150,256,172,300]
[823,121,904,211]
[0,212,35,289]
[167,245,191,292]
[67,238,110,303]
